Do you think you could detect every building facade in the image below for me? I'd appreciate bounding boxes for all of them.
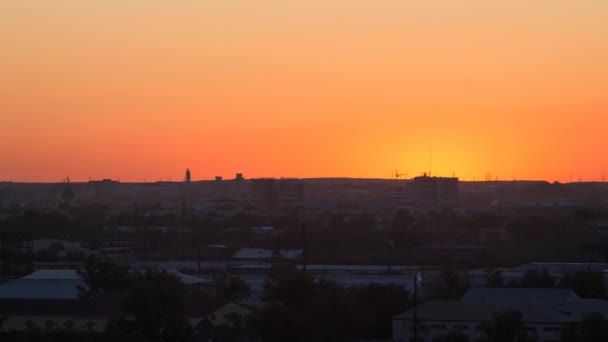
[407,175,459,208]
[251,178,304,210]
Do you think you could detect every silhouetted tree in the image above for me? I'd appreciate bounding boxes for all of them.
[217,274,251,303]
[480,311,533,342]
[519,269,555,288]
[483,268,504,287]
[254,302,309,342]
[558,272,606,299]
[122,271,192,342]
[263,269,315,307]
[580,312,608,342]
[258,269,410,341]
[350,283,411,339]
[433,268,470,300]
[561,312,608,342]
[77,256,132,298]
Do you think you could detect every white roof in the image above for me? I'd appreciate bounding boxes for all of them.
[167,270,212,285]
[20,269,81,280]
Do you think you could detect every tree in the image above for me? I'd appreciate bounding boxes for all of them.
[561,313,608,342]
[484,268,504,288]
[263,269,315,307]
[350,283,411,339]
[433,268,470,300]
[480,311,532,342]
[77,256,133,298]
[519,269,555,288]
[258,269,411,341]
[122,271,192,342]
[217,274,251,303]
[580,312,608,341]
[254,302,309,342]
[558,272,606,299]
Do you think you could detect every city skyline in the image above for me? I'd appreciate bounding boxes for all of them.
[2,1,608,182]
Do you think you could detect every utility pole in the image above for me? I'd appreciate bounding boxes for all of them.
[413,272,418,342]
[181,200,186,259]
[387,239,394,272]
[413,270,422,342]
[301,222,307,273]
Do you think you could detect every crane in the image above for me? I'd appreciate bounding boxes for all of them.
[393,170,407,180]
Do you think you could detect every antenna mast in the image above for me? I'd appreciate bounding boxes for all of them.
[429,148,432,176]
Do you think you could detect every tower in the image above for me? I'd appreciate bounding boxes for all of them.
[184,169,191,183]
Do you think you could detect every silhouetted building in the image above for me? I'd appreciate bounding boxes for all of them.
[251,178,304,210]
[393,288,606,342]
[408,174,459,208]
[0,189,10,210]
[88,179,119,186]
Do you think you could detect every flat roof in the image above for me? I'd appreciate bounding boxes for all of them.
[0,279,83,299]
[20,269,81,281]
[394,301,569,324]
[461,287,579,305]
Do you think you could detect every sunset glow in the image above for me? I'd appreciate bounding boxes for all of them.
[2,0,607,182]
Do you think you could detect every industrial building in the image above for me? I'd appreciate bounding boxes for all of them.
[0,189,10,210]
[407,174,459,208]
[393,287,608,342]
[251,178,304,210]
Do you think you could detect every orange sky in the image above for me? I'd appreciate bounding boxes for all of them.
[1,1,607,182]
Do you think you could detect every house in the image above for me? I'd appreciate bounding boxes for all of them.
[0,298,123,333]
[206,302,253,328]
[393,287,608,342]
[393,301,568,342]
[461,287,580,305]
[0,270,84,300]
[0,297,252,336]
[190,301,254,341]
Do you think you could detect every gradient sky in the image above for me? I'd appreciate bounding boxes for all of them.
[1,0,607,182]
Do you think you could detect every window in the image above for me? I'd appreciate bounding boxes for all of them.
[409,324,427,332]
[525,326,536,332]
[64,320,74,330]
[454,324,469,330]
[544,327,560,332]
[24,320,36,329]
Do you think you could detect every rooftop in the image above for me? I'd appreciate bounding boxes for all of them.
[461,287,579,305]
[0,269,84,299]
[20,269,81,281]
[0,279,83,299]
[394,301,569,323]
[537,300,608,321]
[167,270,213,285]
